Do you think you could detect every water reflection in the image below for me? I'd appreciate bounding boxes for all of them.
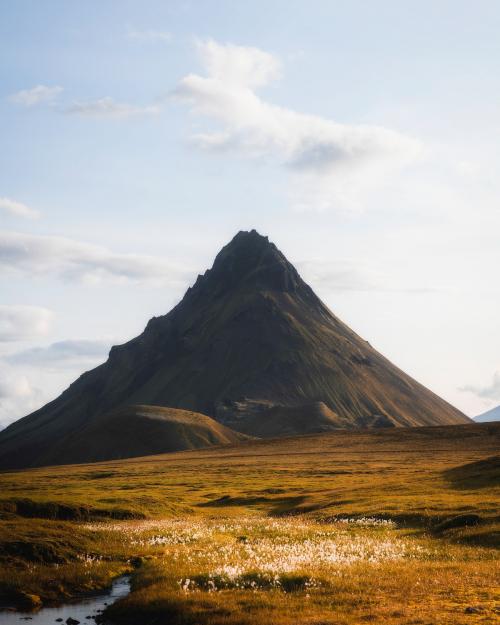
[0,576,130,625]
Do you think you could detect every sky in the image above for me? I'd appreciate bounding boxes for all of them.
[1,0,499,428]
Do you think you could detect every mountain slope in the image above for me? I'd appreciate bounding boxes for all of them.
[0,230,469,469]
[475,405,500,423]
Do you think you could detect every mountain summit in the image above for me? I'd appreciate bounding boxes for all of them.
[0,230,469,468]
[194,229,306,294]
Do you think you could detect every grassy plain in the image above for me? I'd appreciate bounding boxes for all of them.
[0,422,499,624]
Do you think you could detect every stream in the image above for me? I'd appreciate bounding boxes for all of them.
[0,576,130,625]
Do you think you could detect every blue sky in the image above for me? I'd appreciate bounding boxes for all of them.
[1,0,499,426]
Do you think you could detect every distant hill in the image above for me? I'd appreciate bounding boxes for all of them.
[475,405,500,423]
[0,405,249,469]
[232,401,348,438]
[0,229,469,469]
[229,401,398,438]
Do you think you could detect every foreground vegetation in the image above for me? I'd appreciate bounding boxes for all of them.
[99,516,500,625]
[0,423,499,623]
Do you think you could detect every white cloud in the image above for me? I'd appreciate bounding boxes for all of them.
[127,28,172,43]
[0,365,45,430]
[195,39,281,89]
[9,84,63,107]
[65,97,161,118]
[0,371,32,398]
[0,197,39,219]
[0,230,191,285]
[7,339,112,367]
[0,305,53,342]
[460,372,500,401]
[174,39,422,211]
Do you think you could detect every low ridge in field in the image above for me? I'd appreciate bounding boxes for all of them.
[0,405,250,468]
[233,401,349,437]
[0,229,469,469]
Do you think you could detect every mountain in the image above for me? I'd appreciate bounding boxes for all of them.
[0,229,469,469]
[475,405,500,423]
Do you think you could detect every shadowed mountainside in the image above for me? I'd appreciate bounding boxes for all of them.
[0,229,469,469]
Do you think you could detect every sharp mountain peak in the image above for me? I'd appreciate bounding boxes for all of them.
[0,229,470,470]
[188,229,305,296]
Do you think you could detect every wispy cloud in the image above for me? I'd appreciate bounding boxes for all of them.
[0,230,191,285]
[174,39,422,211]
[7,339,112,367]
[9,84,160,120]
[9,84,63,107]
[0,305,53,342]
[65,97,161,119]
[127,28,172,43]
[460,372,500,401]
[297,259,382,293]
[297,259,439,294]
[0,197,39,219]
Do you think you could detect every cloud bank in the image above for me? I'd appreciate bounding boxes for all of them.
[0,231,191,285]
[7,339,112,367]
[174,39,422,211]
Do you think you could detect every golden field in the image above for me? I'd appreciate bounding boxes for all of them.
[0,422,499,624]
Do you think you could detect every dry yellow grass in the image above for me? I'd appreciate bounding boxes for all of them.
[100,516,499,625]
[110,559,500,625]
[0,423,499,623]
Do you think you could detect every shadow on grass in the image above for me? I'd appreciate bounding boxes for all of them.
[197,494,307,515]
[0,498,145,521]
[442,455,500,490]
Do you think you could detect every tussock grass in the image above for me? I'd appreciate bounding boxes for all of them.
[108,562,500,625]
[103,517,499,625]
